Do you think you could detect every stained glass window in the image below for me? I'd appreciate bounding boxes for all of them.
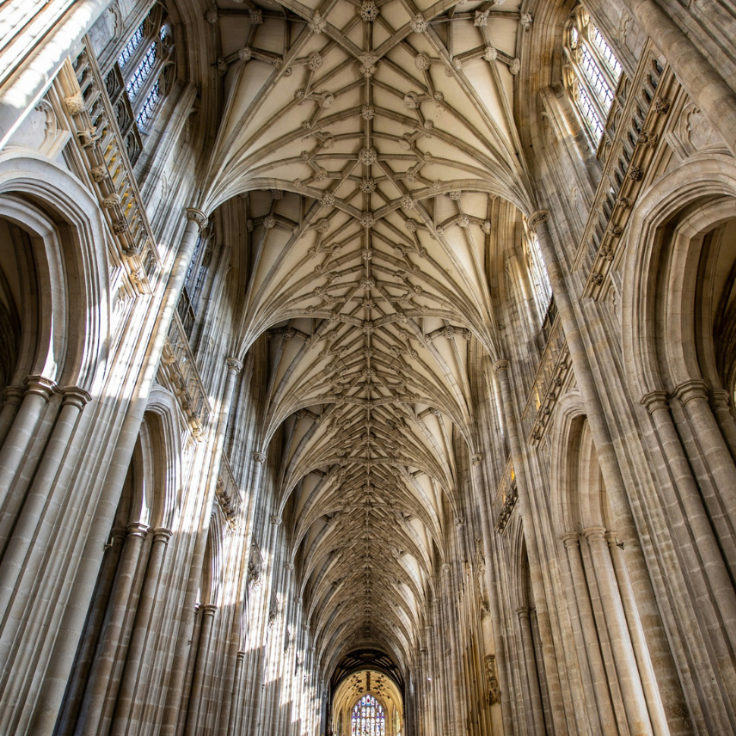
[351,694,386,736]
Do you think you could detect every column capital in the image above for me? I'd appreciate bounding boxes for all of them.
[673,378,709,406]
[560,531,579,548]
[527,210,550,232]
[2,385,24,406]
[201,603,219,616]
[582,525,607,542]
[270,515,282,525]
[62,386,92,409]
[127,522,150,538]
[24,375,57,400]
[226,357,243,373]
[152,527,173,542]
[710,389,731,409]
[253,451,266,463]
[640,389,669,414]
[493,359,510,374]
[516,606,531,619]
[185,207,209,231]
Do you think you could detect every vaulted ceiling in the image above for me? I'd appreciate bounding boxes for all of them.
[203,0,532,678]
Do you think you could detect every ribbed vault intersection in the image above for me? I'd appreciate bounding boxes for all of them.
[206,0,530,676]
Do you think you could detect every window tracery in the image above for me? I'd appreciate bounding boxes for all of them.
[564,7,622,146]
[523,222,553,320]
[106,3,175,164]
[351,694,386,735]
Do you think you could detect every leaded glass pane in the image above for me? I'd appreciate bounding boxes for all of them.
[580,44,613,112]
[126,42,157,101]
[351,694,386,736]
[135,78,161,127]
[591,25,622,80]
[118,22,144,68]
[576,84,603,138]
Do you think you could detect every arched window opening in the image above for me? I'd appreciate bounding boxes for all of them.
[563,6,622,147]
[104,4,175,165]
[351,694,386,735]
[178,229,213,339]
[522,219,556,338]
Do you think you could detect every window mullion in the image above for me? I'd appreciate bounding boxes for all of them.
[587,40,620,92]
[572,66,606,131]
[130,57,164,114]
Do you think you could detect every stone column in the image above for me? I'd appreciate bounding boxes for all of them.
[54,526,126,736]
[641,391,736,643]
[160,355,243,736]
[183,603,218,736]
[584,526,652,736]
[226,651,245,733]
[517,607,546,736]
[673,380,736,530]
[618,0,736,158]
[109,528,172,736]
[710,390,736,461]
[607,532,670,736]
[530,212,631,507]
[28,207,207,736]
[562,533,617,735]
[0,387,90,626]
[0,386,23,447]
[493,358,566,733]
[0,375,56,509]
[77,522,150,736]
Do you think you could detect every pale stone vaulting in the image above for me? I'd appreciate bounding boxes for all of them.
[0,0,736,733]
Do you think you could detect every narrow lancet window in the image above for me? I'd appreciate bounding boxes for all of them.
[564,7,622,146]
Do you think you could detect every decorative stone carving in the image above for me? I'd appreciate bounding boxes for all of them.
[64,94,85,115]
[404,91,419,110]
[485,655,501,705]
[409,14,427,33]
[359,53,378,76]
[360,0,380,20]
[309,11,327,33]
[415,53,430,71]
[359,147,378,164]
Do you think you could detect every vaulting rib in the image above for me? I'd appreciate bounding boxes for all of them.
[208,0,530,671]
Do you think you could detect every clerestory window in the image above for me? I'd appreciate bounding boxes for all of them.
[106,3,175,164]
[351,694,386,736]
[563,7,622,147]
